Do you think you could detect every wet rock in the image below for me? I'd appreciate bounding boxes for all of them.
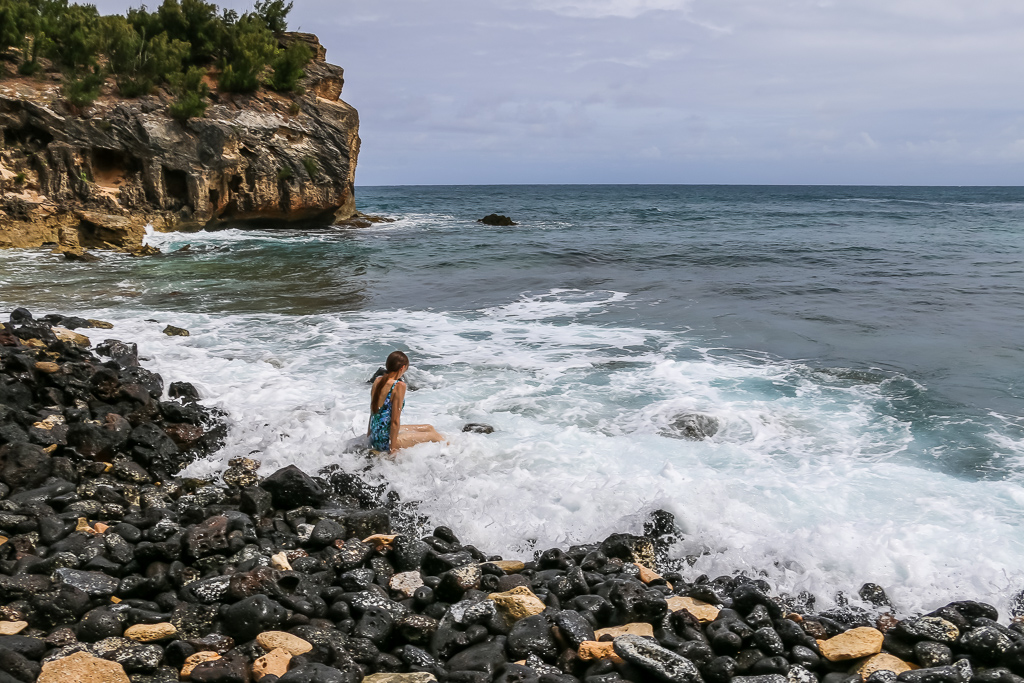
[446,638,509,675]
[0,443,52,490]
[913,642,951,668]
[554,610,595,648]
[162,326,189,337]
[478,214,517,226]
[225,595,288,642]
[390,571,425,598]
[612,633,703,683]
[396,613,439,644]
[894,617,959,644]
[261,465,326,509]
[362,675,438,683]
[508,615,559,661]
[190,651,251,683]
[595,623,655,639]
[855,654,915,681]
[663,413,719,440]
[55,568,119,597]
[437,565,483,602]
[77,608,126,642]
[462,423,495,434]
[91,636,164,673]
[222,457,260,488]
[37,651,130,683]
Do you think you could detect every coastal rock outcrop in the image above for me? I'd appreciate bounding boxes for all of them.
[0,33,359,251]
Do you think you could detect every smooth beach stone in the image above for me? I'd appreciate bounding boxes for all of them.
[553,609,596,648]
[124,622,177,642]
[181,652,221,678]
[0,621,27,635]
[595,623,655,639]
[490,586,547,621]
[253,648,292,680]
[855,654,916,681]
[612,633,703,683]
[362,675,438,683]
[914,642,952,668]
[256,630,314,656]
[817,627,884,661]
[38,651,130,683]
[894,617,959,643]
[959,625,1014,661]
[390,571,425,598]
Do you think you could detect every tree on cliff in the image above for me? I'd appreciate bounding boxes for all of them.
[217,12,277,92]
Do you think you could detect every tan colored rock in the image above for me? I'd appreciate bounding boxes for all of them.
[363,533,398,548]
[817,627,885,662]
[53,326,90,347]
[578,641,626,664]
[163,325,190,337]
[32,414,64,429]
[634,563,671,588]
[76,518,98,535]
[390,571,425,598]
[489,586,547,622]
[125,622,177,642]
[361,674,439,683]
[256,631,313,656]
[270,552,292,571]
[0,620,27,635]
[38,651,130,683]
[0,536,6,546]
[253,648,292,679]
[94,522,109,533]
[667,596,720,623]
[88,319,114,329]
[35,361,60,373]
[487,560,526,573]
[22,338,46,349]
[182,651,221,678]
[854,653,916,680]
[595,623,655,639]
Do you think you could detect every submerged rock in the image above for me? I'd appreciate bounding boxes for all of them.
[663,413,720,440]
[478,214,517,226]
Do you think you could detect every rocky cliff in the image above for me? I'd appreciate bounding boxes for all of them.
[0,33,359,252]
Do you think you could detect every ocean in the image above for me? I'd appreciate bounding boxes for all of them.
[2,184,1023,617]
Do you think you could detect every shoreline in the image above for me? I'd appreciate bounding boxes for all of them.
[1,309,1023,683]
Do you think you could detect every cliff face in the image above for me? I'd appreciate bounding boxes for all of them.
[0,33,359,251]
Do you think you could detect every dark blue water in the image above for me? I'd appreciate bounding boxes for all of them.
[4,185,1024,611]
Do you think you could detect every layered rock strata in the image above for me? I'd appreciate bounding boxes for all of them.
[0,32,359,251]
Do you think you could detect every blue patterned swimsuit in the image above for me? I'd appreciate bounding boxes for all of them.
[369,380,404,452]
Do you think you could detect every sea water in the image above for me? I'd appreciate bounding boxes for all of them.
[2,185,1024,617]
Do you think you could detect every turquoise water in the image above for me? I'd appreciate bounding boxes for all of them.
[2,185,1023,614]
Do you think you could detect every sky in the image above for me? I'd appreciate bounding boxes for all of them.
[93,0,1024,185]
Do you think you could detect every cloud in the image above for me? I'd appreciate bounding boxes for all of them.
[530,0,692,19]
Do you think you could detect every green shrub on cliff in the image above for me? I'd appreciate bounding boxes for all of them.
[268,39,311,91]
[0,0,30,56]
[62,70,103,108]
[167,65,209,121]
[104,15,189,96]
[218,13,277,92]
[254,0,291,33]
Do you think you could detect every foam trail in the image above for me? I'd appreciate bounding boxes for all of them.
[28,289,1022,618]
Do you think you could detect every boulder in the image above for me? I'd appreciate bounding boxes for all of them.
[663,413,719,440]
[260,465,326,509]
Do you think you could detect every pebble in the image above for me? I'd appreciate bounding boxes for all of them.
[0,620,27,635]
[390,570,425,598]
[252,647,292,679]
[818,627,885,661]
[124,623,178,642]
[255,631,313,655]
[595,622,656,639]
[489,586,547,621]
[579,640,625,664]
[856,654,916,680]
[38,651,130,683]
[668,595,721,622]
[181,651,221,678]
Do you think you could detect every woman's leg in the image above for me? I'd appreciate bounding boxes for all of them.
[395,424,444,449]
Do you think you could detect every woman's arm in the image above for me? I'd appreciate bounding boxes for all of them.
[389,382,406,453]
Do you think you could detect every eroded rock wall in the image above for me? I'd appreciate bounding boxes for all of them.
[0,34,360,251]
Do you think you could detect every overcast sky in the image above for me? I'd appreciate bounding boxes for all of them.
[94,0,1024,185]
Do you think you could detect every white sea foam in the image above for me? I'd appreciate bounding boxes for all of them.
[33,288,1020,619]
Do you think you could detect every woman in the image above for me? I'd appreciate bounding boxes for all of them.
[368,351,444,454]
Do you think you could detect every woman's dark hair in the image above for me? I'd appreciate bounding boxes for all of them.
[372,351,410,411]
[386,350,409,372]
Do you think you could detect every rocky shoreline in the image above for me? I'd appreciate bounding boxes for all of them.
[1,309,1023,683]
